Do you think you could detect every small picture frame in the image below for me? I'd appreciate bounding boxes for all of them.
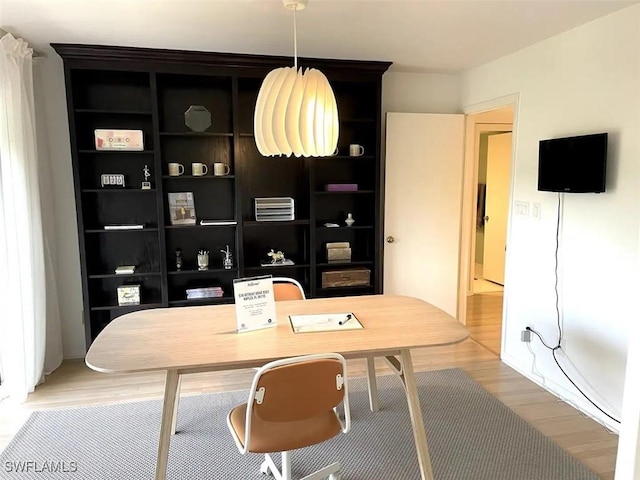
[168,192,197,225]
[117,285,140,306]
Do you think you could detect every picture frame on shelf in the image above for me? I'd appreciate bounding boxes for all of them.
[117,284,141,306]
[168,192,197,225]
[94,129,144,151]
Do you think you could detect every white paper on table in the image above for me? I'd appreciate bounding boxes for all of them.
[233,276,276,333]
[289,313,363,333]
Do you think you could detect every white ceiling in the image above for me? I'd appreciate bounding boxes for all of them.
[1,0,637,72]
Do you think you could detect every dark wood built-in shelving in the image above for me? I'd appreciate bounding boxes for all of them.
[53,43,390,347]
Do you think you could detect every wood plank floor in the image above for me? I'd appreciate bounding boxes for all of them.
[0,295,618,479]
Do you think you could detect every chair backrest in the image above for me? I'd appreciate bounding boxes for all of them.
[272,277,306,301]
[249,353,350,425]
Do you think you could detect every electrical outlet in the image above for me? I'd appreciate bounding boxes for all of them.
[521,329,531,342]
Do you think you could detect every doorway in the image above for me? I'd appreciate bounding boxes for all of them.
[458,104,515,356]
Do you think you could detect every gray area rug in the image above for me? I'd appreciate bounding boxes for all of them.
[0,368,599,480]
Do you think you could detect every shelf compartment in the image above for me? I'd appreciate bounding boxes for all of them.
[75,114,154,151]
[88,274,163,309]
[157,73,232,133]
[165,224,237,229]
[71,70,151,112]
[85,231,161,276]
[161,135,233,173]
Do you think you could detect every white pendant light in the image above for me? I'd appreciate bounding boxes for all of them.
[254,0,339,157]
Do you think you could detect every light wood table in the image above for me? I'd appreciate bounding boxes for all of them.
[86,294,468,480]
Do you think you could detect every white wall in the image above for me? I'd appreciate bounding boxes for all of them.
[383,72,461,114]
[461,4,640,430]
[37,55,86,358]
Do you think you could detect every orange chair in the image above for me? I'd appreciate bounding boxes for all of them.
[272,276,306,301]
[227,353,350,480]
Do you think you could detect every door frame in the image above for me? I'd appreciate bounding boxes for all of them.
[469,126,512,292]
[457,94,519,326]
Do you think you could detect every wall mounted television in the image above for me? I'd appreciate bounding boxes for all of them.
[537,132,608,193]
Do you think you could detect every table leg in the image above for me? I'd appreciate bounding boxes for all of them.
[171,375,182,435]
[366,357,379,412]
[400,349,434,480]
[155,369,179,480]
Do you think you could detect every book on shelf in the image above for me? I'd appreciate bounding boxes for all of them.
[115,265,136,275]
[186,286,224,300]
[168,192,196,226]
[199,219,237,226]
[104,224,144,230]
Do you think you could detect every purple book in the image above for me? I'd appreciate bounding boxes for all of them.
[325,183,358,192]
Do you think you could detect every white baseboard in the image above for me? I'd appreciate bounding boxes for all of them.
[501,352,620,433]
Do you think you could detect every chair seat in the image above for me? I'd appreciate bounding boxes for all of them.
[229,403,342,453]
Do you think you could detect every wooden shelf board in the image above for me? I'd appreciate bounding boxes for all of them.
[88,272,161,279]
[245,264,310,270]
[243,219,310,227]
[85,228,158,233]
[316,261,374,267]
[91,303,164,312]
[162,175,235,179]
[168,268,238,275]
[165,224,237,229]
[315,190,374,195]
[82,189,157,193]
[316,225,374,230]
[169,297,233,306]
[159,132,233,137]
[78,149,154,154]
[74,108,152,115]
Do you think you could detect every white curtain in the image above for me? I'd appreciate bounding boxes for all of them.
[0,33,62,402]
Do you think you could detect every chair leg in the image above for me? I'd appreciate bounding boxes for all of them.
[366,356,379,412]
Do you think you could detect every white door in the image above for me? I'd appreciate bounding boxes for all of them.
[482,132,512,285]
[384,113,465,317]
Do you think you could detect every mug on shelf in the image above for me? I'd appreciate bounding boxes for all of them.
[168,163,185,176]
[349,144,365,157]
[213,162,231,176]
[192,162,208,176]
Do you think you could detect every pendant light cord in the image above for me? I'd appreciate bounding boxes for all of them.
[293,6,298,69]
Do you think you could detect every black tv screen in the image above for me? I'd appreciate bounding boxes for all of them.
[537,133,608,193]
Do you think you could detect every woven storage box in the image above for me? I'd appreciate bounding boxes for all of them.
[326,242,351,263]
[321,268,370,288]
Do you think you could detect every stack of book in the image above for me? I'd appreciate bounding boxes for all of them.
[186,286,224,300]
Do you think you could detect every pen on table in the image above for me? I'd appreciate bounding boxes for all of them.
[338,314,352,326]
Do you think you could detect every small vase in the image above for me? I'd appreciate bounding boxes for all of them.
[345,213,355,227]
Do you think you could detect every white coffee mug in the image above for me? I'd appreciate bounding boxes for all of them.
[168,163,185,176]
[213,162,231,176]
[192,162,208,176]
[349,144,365,157]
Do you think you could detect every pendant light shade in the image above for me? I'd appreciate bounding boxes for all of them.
[255,66,338,158]
[254,1,339,157]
